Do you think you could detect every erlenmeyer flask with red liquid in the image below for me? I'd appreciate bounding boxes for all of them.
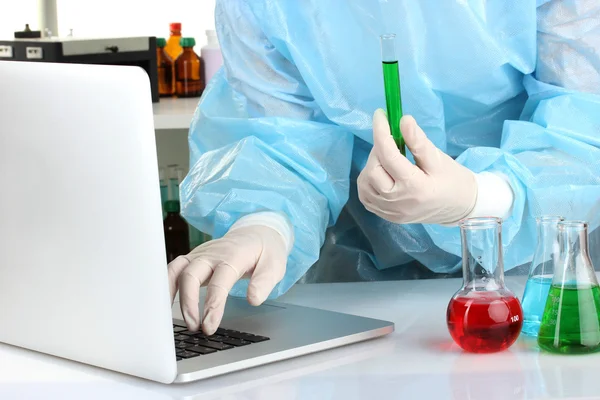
[447,217,523,353]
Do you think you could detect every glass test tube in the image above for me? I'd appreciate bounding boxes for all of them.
[159,167,168,218]
[167,164,179,201]
[380,33,405,155]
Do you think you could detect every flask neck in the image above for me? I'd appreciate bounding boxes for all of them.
[554,221,596,287]
[460,218,505,291]
[531,216,564,276]
[536,220,560,252]
[559,222,589,258]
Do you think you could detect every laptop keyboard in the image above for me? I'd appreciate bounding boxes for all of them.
[173,324,270,361]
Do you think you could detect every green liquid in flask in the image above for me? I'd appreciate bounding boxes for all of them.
[382,61,405,155]
[538,284,600,354]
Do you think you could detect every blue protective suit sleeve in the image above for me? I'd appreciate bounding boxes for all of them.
[179,0,354,298]
[425,1,600,270]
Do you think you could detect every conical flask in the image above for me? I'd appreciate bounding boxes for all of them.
[446,217,523,353]
[521,216,564,337]
[538,221,600,354]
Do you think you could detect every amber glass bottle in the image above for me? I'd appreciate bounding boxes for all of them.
[175,37,205,98]
[156,38,175,97]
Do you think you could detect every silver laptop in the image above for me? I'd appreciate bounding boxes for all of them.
[0,61,394,384]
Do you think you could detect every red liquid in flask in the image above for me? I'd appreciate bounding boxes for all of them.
[447,292,523,353]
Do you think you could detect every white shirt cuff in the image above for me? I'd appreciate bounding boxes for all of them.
[468,172,515,221]
[228,211,295,254]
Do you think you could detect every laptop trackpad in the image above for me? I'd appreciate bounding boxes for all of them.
[220,297,285,322]
[172,295,284,321]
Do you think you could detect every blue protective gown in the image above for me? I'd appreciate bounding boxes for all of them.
[180,0,600,297]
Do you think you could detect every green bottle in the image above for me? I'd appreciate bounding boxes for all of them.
[538,221,600,354]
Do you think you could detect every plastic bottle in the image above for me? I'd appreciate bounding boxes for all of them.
[175,37,205,98]
[163,200,190,263]
[156,38,175,97]
[201,30,223,84]
[165,23,183,62]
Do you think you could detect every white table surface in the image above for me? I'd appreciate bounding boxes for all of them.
[2,276,599,400]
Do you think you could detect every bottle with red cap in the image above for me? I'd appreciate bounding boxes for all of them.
[165,22,183,61]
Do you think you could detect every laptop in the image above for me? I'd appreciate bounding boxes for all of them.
[0,61,394,384]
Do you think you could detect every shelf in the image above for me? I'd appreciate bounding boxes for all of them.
[152,97,200,131]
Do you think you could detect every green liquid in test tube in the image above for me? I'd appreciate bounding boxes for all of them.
[380,34,405,155]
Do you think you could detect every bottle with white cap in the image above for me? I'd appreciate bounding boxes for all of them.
[201,30,224,84]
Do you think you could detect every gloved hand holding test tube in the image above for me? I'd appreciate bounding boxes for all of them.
[359,33,480,225]
[380,33,405,155]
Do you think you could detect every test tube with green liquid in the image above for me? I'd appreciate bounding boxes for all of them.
[380,34,405,155]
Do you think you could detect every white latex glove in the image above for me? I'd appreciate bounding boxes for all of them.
[357,109,477,225]
[167,224,288,335]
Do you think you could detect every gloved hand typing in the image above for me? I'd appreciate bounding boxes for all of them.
[357,109,478,225]
[167,219,291,336]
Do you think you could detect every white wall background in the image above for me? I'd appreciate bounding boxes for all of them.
[0,0,38,39]
[1,1,217,174]
[56,0,217,47]
[0,0,217,179]
[1,0,217,47]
